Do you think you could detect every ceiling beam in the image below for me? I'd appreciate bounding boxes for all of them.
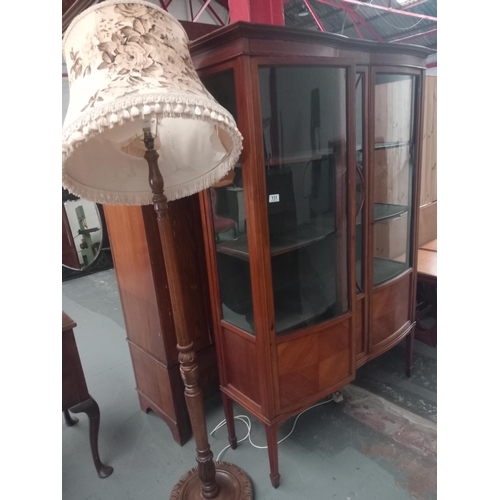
[401,0,429,10]
[340,0,437,21]
[349,9,384,41]
[193,0,213,21]
[391,28,437,43]
[201,0,226,25]
[315,0,384,41]
[304,0,326,31]
[347,10,364,39]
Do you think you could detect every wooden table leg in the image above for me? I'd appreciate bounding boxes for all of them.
[71,397,114,478]
[221,393,238,450]
[264,423,280,488]
[406,328,415,378]
[63,409,79,427]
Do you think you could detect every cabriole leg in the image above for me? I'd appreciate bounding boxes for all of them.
[63,409,78,427]
[71,397,113,478]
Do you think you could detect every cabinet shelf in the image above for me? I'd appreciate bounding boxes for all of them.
[217,214,336,260]
[373,257,408,286]
[264,150,332,167]
[274,279,336,336]
[374,203,408,222]
[356,203,408,226]
[374,141,411,150]
[275,303,333,336]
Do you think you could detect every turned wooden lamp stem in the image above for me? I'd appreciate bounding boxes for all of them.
[144,129,220,499]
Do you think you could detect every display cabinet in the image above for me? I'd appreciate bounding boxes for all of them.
[191,23,431,488]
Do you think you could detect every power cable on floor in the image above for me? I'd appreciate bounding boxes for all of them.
[210,396,336,462]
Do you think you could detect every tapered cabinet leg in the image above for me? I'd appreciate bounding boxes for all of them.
[406,328,415,378]
[71,397,114,478]
[63,409,79,427]
[221,393,238,450]
[264,423,280,488]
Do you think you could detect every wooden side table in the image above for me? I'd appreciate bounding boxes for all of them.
[415,241,437,347]
[62,311,113,478]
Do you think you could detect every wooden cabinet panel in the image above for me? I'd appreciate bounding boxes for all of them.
[277,320,351,410]
[104,197,219,446]
[355,298,365,358]
[372,273,411,349]
[105,205,172,362]
[420,76,437,207]
[129,345,175,416]
[418,201,437,247]
[221,327,261,406]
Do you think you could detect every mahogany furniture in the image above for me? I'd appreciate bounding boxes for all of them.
[190,22,432,488]
[104,200,220,446]
[415,240,437,346]
[62,311,113,478]
[420,238,437,253]
[417,247,437,285]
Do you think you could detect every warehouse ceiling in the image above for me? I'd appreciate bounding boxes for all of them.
[284,0,436,49]
[62,0,437,49]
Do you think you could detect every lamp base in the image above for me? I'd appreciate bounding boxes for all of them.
[170,462,253,500]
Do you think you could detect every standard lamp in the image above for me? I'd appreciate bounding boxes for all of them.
[62,2,252,499]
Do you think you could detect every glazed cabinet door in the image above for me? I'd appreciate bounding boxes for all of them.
[257,64,354,411]
[370,69,421,352]
[354,69,369,363]
[258,65,349,335]
[200,67,264,415]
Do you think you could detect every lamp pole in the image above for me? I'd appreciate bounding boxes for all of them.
[143,129,252,500]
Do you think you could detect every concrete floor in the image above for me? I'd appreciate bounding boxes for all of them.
[62,269,437,500]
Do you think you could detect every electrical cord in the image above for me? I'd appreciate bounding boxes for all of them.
[210,396,335,462]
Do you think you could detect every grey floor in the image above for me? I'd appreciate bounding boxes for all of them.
[62,269,437,500]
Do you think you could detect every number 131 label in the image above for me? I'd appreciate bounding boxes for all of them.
[269,194,280,203]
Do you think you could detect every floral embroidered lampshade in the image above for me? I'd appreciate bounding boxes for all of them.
[62,0,242,205]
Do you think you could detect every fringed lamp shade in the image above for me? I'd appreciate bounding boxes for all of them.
[62,0,242,205]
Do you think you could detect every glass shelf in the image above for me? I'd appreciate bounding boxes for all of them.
[372,73,416,286]
[375,141,411,150]
[273,259,337,336]
[216,214,336,260]
[356,203,408,226]
[373,203,408,222]
[373,257,407,286]
[264,150,332,167]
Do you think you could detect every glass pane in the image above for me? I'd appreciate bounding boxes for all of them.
[259,66,349,336]
[373,74,416,286]
[202,71,254,334]
[355,73,365,293]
